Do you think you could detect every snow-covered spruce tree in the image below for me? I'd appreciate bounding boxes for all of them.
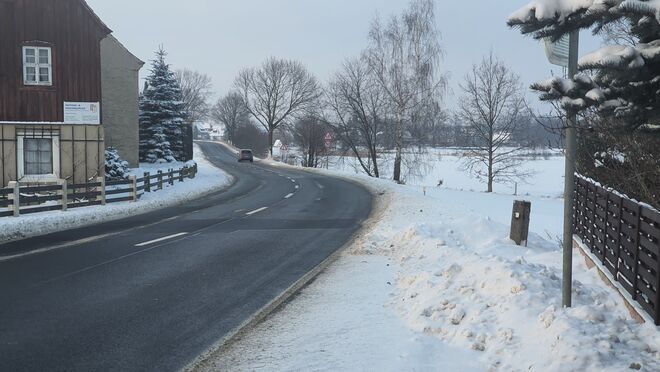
[105,147,129,180]
[139,48,187,163]
[508,0,660,132]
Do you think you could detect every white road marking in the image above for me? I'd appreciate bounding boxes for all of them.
[135,232,188,247]
[291,179,296,183]
[315,181,325,189]
[246,207,268,216]
[0,232,118,262]
[295,185,300,190]
[284,193,294,199]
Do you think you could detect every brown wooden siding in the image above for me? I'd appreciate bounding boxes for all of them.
[0,0,111,122]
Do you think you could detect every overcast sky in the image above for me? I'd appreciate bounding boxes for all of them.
[87,0,600,111]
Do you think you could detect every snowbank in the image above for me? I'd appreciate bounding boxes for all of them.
[356,182,660,371]
[0,144,232,244]
[215,161,659,371]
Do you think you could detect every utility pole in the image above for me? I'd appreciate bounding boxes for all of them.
[562,30,579,307]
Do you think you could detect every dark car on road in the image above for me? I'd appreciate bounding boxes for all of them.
[238,149,254,162]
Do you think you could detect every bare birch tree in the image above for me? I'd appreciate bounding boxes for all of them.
[325,57,387,178]
[458,52,528,192]
[175,69,213,124]
[211,91,249,144]
[235,57,320,156]
[365,0,446,182]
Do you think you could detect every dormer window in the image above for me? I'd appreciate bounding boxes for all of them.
[23,46,52,86]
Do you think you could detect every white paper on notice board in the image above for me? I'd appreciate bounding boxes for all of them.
[63,102,100,124]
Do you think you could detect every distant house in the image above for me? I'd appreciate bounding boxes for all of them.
[101,35,144,167]
[0,0,141,186]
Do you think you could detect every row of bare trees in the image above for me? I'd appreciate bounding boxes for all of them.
[215,0,449,183]
[176,0,534,191]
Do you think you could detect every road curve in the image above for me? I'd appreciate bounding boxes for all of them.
[0,142,372,372]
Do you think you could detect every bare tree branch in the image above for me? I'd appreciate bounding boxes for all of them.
[210,91,250,144]
[175,69,213,124]
[235,57,321,156]
[458,51,533,192]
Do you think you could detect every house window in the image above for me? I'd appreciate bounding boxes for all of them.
[23,46,52,86]
[24,138,53,175]
[17,132,60,180]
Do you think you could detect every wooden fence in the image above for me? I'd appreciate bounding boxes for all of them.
[0,164,197,218]
[574,176,660,325]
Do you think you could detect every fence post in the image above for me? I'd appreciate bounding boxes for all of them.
[144,172,151,193]
[656,243,660,325]
[8,181,19,217]
[179,167,184,182]
[130,175,138,202]
[169,169,174,186]
[59,179,68,212]
[631,205,642,301]
[656,241,660,325]
[191,163,197,179]
[158,170,163,190]
[613,196,623,280]
[97,176,106,205]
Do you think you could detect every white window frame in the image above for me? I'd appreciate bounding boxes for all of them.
[23,46,52,86]
[17,134,60,182]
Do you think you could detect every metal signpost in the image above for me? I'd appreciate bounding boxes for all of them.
[544,31,579,307]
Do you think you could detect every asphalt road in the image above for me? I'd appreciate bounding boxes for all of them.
[0,142,372,372]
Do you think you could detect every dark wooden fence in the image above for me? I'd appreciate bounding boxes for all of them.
[574,176,660,325]
[0,163,197,218]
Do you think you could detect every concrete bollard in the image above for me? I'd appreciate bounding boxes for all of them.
[58,179,68,211]
[97,176,106,205]
[129,175,138,202]
[8,181,19,217]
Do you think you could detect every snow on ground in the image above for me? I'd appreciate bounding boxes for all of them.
[216,256,483,372]
[0,144,231,244]
[214,152,660,371]
[286,147,565,197]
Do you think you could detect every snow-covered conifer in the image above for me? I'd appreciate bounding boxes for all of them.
[139,48,187,163]
[105,147,129,180]
[508,0,660,131]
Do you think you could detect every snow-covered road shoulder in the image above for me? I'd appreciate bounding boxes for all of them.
[212,164,660,371]
[0,144,232,244]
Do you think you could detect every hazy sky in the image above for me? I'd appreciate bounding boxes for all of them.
[87,0,600,110]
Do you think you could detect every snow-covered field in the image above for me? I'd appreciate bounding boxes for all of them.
[213,154,660,371]
[285,147,565,197]
[0,144,231,245]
